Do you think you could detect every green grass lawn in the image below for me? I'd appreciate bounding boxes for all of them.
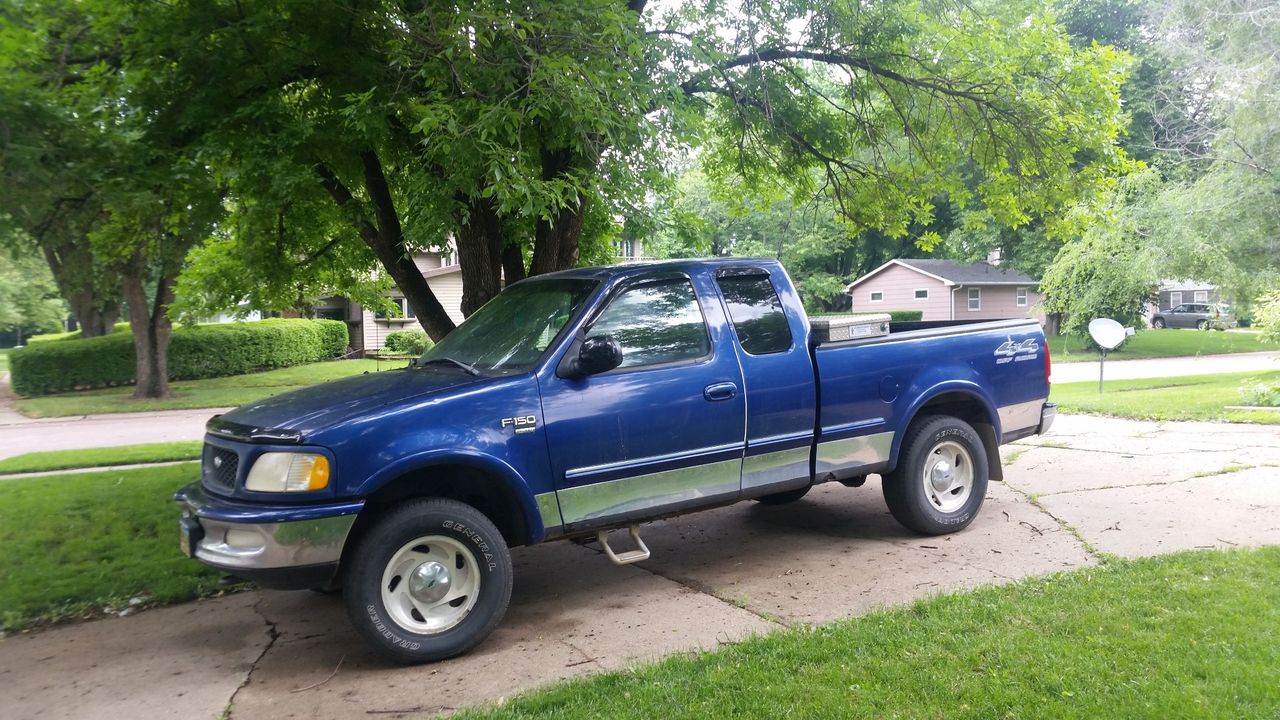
[0,463,221,631]
[462,548,1280,720]
[1051,370,1280,424]
[14,358,394,417]
[1048,329,1278,363]
[0,347,10,373]
[0,441,203,475]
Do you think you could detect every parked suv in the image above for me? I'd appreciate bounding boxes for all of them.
[1151,303,1236,330]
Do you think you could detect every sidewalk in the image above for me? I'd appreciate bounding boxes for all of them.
[2,414,1277,720]
[1051,350,1279,384]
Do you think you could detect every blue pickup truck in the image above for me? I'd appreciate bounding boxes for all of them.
[176,258,1054,663]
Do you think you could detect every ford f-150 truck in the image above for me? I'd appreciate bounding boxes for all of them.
[176,258,1054,663]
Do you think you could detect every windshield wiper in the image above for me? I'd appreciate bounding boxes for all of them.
[416,356,481,376]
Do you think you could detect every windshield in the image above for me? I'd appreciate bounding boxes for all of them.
[418,278,598,372]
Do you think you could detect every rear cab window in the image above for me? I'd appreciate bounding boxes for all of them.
[715,269,793,355]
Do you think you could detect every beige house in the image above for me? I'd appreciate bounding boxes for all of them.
[314,251,464,354]
[846,258,1044,323]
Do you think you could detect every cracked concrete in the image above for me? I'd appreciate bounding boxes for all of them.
[2,413,1278,719]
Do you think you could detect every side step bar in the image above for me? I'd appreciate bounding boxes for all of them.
[596,525,650,565]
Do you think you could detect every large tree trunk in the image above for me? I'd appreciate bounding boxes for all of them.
[455,196,505,317]
[315,154,457,341]
[121,263,175,399]
[529,193,588,276]
[39,239,120,337]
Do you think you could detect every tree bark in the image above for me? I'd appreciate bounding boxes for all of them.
[529,192,588,276]
[455,196,505,317]
[121,260,175,399]
[501,243,527,285]
[39,239,120,337]
[315,155,457,341]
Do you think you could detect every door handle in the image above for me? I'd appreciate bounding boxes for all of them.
[703,382,738,402]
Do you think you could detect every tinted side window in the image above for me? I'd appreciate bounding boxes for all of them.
[716,272,793,355]
[589,277,710,369]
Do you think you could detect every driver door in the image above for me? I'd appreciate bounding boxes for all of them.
[538,272,746,532]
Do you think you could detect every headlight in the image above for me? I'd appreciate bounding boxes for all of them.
[245,453,331,493]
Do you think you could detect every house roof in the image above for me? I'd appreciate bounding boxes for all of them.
[1159,279,1216,292]
[847,258,1039,291]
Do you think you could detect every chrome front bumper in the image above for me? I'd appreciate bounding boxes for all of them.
[176,482,362,588]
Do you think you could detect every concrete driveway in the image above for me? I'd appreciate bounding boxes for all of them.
[3,414,1278,719]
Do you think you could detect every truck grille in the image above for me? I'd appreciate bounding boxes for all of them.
[203,446,239,493]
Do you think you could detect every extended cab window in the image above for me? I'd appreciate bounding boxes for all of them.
[715,270,793,355]
[589,277,710,369]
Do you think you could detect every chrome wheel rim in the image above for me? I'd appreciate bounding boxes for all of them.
[381,535,481,635]
[922,440,974,514]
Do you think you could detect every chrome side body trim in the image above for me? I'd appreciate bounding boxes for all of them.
[814,431,894,475]
[535,491,563,532]
[997,398,1045,436]
[191,513,356,570]
[742,446,811,492]
[564,442,743,481]
[557,458,741,526]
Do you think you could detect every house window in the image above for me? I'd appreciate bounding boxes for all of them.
[914,289,929,300]
[1016,287,1028,307]
[374,298,413,320]
[1169,291,1183,309]
[869,291,884,303]
[1194,290,1208,303]
[967,287,981,311]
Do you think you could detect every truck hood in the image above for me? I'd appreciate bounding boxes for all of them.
[217,367,487,438]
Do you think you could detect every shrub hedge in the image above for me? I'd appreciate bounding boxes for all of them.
[383,329,431,355]
[887,310,925,322]
[10,319,349,396]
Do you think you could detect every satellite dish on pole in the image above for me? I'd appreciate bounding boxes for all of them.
[1088,318,1127,350]
[1087,318,1136,393]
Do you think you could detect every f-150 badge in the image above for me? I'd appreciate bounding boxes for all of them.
[501,415,538,434]
[994,337,1039,364]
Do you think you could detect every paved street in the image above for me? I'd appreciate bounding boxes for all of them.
[1050,349,1279,384]
[2,414,1278,720]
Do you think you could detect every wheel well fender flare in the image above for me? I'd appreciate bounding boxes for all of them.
[355,450,545,545]
[891,380,1002,475]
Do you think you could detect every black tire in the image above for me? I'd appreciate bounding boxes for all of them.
[882,415,989,536]
[1196,319,1209,331]
[1152,318,1165,329]
[344,498,513,664]
[754,485,812,505]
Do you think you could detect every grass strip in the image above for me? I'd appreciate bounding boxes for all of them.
[13,358,394,417]
[463,548,1280,720]
[0,441,204,475]
[1047,329,1277,363]
[0,463,221,631]
[1051,370,1280,424]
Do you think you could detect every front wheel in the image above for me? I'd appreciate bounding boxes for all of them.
[1152,318,1166,329]
[344,498,513,664]
[1196,319,1210,331]
[882,416,989,535]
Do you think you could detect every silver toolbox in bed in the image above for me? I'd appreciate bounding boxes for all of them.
[810,313,891,343]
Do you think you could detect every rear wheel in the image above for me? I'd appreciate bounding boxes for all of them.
[344,498,513,664]
[1152,318,1166,329]
[1196,319,1210,331]
[882,415,989,535]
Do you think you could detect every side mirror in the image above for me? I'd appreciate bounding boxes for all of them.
[570,336,623,377]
